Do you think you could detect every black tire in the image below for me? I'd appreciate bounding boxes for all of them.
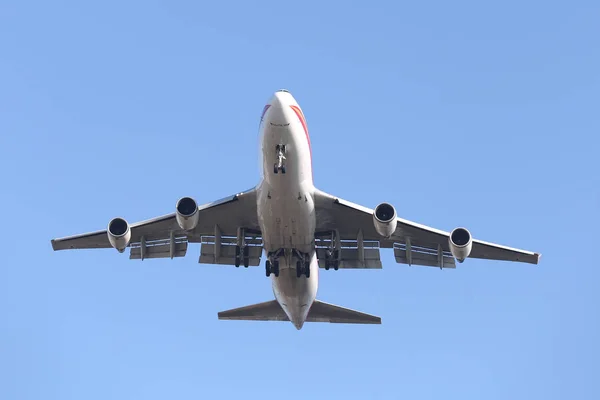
[273,164,278,174]
[281,165,286,174]
[296,261,302,278]
[306,265,310,278]
[243,246,250,267]
[265,260,271,277]
[234,246,240,267]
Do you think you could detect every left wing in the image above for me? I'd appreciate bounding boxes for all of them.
[313,189,540,269]
[51,188,263,265]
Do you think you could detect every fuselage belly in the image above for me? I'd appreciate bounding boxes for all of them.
[256,91,318,329]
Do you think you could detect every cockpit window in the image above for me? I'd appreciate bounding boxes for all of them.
[277,89,289,93]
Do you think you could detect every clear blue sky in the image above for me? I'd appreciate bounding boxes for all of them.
[1,0,599,399]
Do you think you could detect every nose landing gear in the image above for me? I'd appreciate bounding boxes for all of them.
[273,144,287,174]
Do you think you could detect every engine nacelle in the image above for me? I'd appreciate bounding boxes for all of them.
[373,202,398,238]
[176,196,199,231]
[448,227,472,263]
[107,217,131,253]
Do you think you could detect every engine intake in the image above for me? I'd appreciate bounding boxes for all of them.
[448,227,472,262]
[373,202,397,238]
[176,196,199,231]
[107,217,131,252]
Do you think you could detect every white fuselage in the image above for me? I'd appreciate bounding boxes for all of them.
[255,90,318,329]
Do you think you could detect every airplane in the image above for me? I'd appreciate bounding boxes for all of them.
[50,89,541,330]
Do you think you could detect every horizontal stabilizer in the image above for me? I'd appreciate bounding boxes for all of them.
[217,300,288,322]
[306,300,381,324]
[218,299,381,325]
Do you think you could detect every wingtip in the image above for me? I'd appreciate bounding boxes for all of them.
[50,239,57,251]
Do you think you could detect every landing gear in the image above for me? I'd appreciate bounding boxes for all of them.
[273,144,287,174]
[294,251,311,278]
[324,249,340,271]
[234,245,250,268]
[266,259,279,277]
[266,250,282,278]
[243,245,249,268]
[235,228,251,268]
[323,231,341,271]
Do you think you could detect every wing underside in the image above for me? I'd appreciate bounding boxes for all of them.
[51,188,264,266]
[51,186,540,269]
[313,189,540,269]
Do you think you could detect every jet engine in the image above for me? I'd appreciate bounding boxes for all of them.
[107,217,131,252]
[176,196,199,231]
[373,202,397,237]
[448,227,472,263]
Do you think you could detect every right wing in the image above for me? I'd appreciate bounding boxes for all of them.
[51,187,263,265]
[313,189,540,269]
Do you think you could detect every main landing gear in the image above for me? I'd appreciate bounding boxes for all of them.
[234,245,250,268]
[234,227,250,268]
[294,250,311,278]
[265,259,280,277]
[324,249,340,271]
[265,249,282,277]
[273,144,287,174]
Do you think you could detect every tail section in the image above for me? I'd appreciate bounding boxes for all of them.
[218,299,381,326]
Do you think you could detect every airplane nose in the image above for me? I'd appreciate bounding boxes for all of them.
[266,91,295,125]
[269,93,285,110]
[269,90,291,109]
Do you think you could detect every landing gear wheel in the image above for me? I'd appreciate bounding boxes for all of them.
[281,165,286,174]
[273,260,280,277]
[265,260,271,277]
[234,246,241,267]
[274,164,278,174]
[243,246,250,268]
[296,260,302,278]
[305,261,311,278]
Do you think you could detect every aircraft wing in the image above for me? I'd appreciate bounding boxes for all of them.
[313,189,540,269]
[51,188,262,264]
